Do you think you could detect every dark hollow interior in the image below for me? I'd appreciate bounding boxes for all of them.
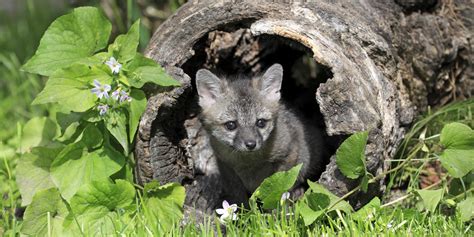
[180,28,343,181]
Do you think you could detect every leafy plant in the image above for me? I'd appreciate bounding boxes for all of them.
[16,6,182,235]
[248,111,473,227]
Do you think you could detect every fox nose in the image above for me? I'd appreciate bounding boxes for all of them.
[244,140,256,150]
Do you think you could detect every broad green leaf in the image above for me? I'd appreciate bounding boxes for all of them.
[69,179,135,235]
[440,149,474,178]
[251,164,302,209]
[56,122,81,142]
[144,181,186,204]
[352,197,380,221]
[457,196,474,222]
[336,131,368,179]
[109,20,140,62]
[438,123,474,178]
[22,7,111,76]
[126,57,180,88]
[79,124,103,149]
[19,117,59,153]
[440,122,474,150]
[130,66,180,88]
[129,89,147,141]
[32,65,111,112]
[416,189,444,213]
[55,111,82,130]
[105,108,129,153]
[307,181,353,213]
[21,188,69,236]
[297,192,330,226]
[51,144,125,200]
[70,179,135,214]
[126,53,157,71]
[17,147,63,206]
[143,181,186,233]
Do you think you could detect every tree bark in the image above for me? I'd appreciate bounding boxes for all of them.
[135,0,473,213]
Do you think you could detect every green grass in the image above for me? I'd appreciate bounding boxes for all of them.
[39,199,470,236]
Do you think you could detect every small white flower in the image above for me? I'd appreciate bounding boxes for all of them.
[387,220,394,229]
[119,90,132,103]
[97,104,109,116]
[91,80,111,99]
[281,192,290,201]
[105,56,122,74]
[215,200,238,223]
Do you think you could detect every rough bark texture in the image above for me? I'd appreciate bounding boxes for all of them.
[135,0,473,214]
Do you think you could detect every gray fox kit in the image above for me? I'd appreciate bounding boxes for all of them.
[195,64,324,196]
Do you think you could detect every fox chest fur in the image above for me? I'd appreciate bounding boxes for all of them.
[196,64,324,193]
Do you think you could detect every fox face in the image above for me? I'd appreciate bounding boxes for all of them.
[196,64,283,152]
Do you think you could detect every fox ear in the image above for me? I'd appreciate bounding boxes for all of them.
[260,63,283,103]
[196,69,222,108]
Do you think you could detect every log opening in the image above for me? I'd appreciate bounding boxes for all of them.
[180,27,344,184]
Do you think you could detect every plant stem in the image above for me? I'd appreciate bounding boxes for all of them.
[326,184,362,211]
[380,179,443,208]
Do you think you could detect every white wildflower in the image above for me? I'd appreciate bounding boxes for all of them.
[281,192,290,201]
[215,200,238,223]
[91,80,111,99]
[105,56,122,74]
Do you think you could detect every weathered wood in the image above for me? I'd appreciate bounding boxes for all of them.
[135,0,473,212]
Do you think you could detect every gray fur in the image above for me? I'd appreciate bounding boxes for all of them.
[196,64,324,194]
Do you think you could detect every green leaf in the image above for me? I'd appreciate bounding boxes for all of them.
[416,189,444,213]
[440,149,474,178]
[21,188,69,236]
[440,122,474,150]
[129,66,180,88]
[438,123,474,178]
[251,164,302,209]
[22,7,111,76]
[79,124,103,149]
[307,181,353,213]
[69,179,135,234]
[16,147,63,206]
[144,181,186,204]
[352,197,380,221]
[32,64,112,112]
[109,20,140,62]
[297,181,353,226]
[457,196,474,222]
[143,181,185,233]
[56,122,81,142]
[126,54,180,88]
[51,144,125,200]
[129,89,147,141]
[19,117,59,153]
[126,53,157,71]
[297,192,330,226]
[336,131,368,179]
[105,108,129,154]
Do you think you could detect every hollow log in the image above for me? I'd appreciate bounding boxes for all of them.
[135,0,473,213]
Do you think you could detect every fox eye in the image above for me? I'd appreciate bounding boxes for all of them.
[224,121,237,131]
[256,119,266,128]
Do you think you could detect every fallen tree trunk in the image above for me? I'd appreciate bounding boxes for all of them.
[135,0,473,213]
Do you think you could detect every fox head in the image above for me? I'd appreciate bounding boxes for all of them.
[195,64,283,152]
